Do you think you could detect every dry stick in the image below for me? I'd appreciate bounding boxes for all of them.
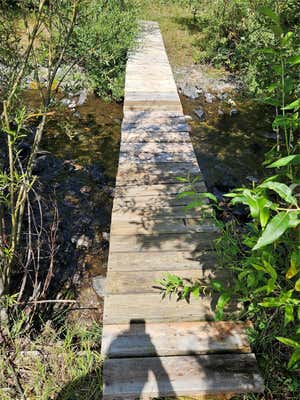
[17,299,76,305]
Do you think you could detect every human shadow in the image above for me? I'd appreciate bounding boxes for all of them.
[102,319,175,398]
[55,319,175,400]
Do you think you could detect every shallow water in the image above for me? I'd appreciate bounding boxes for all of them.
[181,94,274,194]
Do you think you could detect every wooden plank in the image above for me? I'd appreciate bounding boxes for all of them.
[108,250,217,271]
[119,142,195,154]
[102,354,264,399]
[123,112,186,123]
[112,204,212,219]
[109,232,217,253]
[106,269,229,295]
[101,321,252,357]
[112,194,202,208]
[110,217,217,236]
[103,292,220,324]
[117,162,202,180]
[119,151,197,163]
[121,130,191,143]
[122,121,189,132]
[114,183,206,198]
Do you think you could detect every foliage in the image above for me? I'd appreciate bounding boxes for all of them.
[70,0,138,101]
[0,305,103,400]
[189,0,300,94]
[158,6,300,396]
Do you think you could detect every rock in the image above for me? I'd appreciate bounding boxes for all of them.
[228,98,236,107]
[32,152,56,174]
[76,234,91,249]
[61,98,72,106]
[218,108,224,116]
[80,185,92,195]
[92,276,106,297]
[261,131,277,140]
[204,92,215,103]
[194,108,206,121]
[73,111,81,118]
[230,108,238,117]
[180,85,199,100]
[102,231,110,241]
[217,92,228,101]
[184,115,193,121]
[75,88,88,106]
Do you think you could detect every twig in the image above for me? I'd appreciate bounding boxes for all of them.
[17,299,76,305]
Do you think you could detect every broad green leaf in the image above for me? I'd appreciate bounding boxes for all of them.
[259,181,297,206]
[192,286,200,299]
[267,155,300,168]
[199,192,217,203]
[177,191,196,199]
[295,278,300,292]
[281,32,294,46]
[288,349,300,369]
[260,7,280,24]
[286,251,300,280]
[185,200,205,210]
[253,212,290,250]
[284,305,294,326]
[176,176,189,182]
[259,47,276,55]
[211,280,223,292]
[283,99,300,111]
[276,337,300,349]
[288,212,300,228]
[287,55,300,66]
[257,197,271,228]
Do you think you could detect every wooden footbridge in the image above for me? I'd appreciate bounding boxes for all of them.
[101,22,264,399]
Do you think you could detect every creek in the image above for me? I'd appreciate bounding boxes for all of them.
[26,88,274,324]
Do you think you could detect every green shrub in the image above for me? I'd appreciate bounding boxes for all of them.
[70,0,139,101]
[193,0,300,94]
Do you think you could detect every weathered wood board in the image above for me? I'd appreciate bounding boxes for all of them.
[103,354,264,399]
[102,321,252,357]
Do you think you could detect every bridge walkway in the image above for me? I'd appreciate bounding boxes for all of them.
[101,21,264,399]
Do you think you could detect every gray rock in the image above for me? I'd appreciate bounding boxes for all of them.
[262,131,277,140]
[102,231,110,241]
[76,88,88,106]
[204,92,215,103]
[76,234,91,249]
[217,92,229,101]
[61,98,72,106]
[92,276,106,297]
[230,108,238,117]
[194,108,206,121]
[218,108,224,116]
[180,85,199,100]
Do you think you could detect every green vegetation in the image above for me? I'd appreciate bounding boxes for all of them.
[159,4,300,399]
[0,306,102,400]
[71,0,138,100]
[0,2,137,397]
[1,0,299,399]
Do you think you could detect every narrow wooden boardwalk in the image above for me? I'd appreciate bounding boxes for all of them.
[101,21,264,399]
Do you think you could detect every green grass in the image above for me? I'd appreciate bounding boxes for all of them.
[0,320,103,400]
[139,0,204,66]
